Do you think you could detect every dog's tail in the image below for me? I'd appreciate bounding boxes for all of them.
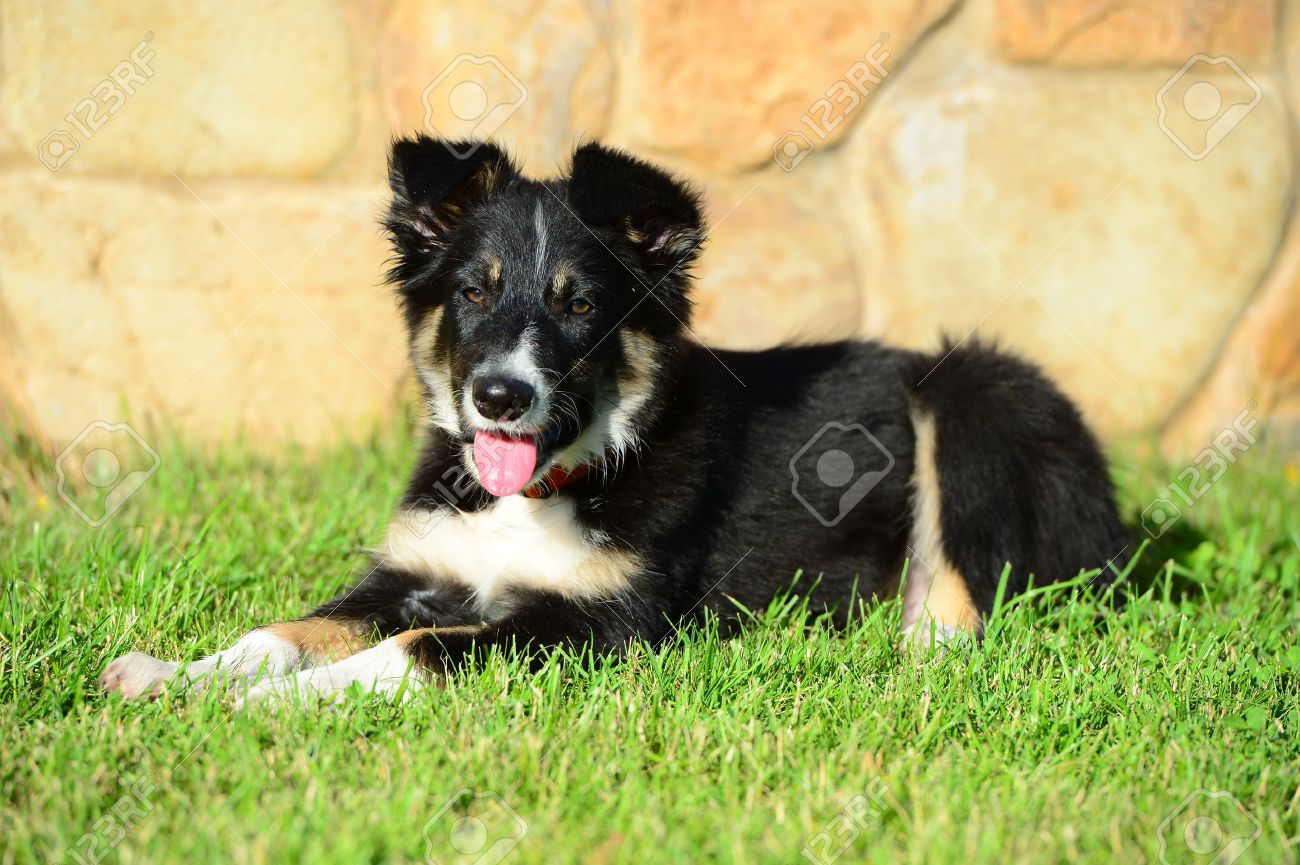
[898,338,1130,636]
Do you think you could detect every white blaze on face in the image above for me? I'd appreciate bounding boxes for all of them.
[462,325,550,432]
[533,200,549,277]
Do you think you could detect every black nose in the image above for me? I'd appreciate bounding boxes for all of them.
[472,375,535,422]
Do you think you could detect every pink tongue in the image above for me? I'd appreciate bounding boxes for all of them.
[473,431,539,497]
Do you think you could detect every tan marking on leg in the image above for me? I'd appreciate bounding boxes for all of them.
[393,627,432,650]
[390,626,483,688]
[265,618,369,663]
[392,625,481,650]
[903,410,981,644]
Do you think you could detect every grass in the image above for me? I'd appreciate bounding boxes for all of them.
[1,420,1298,865]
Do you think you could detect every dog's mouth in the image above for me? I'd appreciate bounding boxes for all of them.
[472,430,540,497]
[469,420,579,497]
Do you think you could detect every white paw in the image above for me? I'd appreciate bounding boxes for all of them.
[235,640,421,709]
[100,652,178,699]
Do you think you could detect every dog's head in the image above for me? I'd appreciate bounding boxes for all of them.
[384,137,704,497]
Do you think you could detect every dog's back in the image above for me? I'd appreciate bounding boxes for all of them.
[589,337,1128,641]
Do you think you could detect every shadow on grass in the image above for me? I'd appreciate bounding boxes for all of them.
[1118,509,1212,601]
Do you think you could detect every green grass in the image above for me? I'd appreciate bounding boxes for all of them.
[2,422,1298,865]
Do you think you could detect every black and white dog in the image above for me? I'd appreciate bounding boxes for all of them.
[101,138,1129,704]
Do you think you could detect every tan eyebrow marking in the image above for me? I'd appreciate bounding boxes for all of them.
[486,254,502,284]
[551,264,573,296]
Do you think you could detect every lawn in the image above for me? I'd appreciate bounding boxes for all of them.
[1,420,1297,865]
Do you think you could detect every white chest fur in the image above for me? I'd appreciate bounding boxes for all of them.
[380,495,639,612]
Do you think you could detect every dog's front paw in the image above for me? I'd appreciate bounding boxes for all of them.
[100,652,178,699]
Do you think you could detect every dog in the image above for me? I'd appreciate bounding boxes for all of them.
[100,137,1130,704]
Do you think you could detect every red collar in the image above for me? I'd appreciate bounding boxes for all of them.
[523,461,593,498]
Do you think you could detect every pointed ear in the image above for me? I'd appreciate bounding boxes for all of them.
[567,143,705,277]
[384,137,519,280]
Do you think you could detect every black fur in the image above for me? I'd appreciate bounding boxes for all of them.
[309,136,1130,670]
[902,346,1131,614]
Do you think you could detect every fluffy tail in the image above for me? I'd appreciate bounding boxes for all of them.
[902,340,1130,625]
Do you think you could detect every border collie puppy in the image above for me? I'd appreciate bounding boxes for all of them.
[101,138,1129,704]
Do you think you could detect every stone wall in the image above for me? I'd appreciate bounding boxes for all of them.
[2,0,1297,455]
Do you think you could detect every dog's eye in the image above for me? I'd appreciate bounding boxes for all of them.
[463,287,486,304]
[567,298,593,316]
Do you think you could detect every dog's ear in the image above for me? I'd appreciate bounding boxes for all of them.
[568,143,705,279]
[384,137,519,280]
